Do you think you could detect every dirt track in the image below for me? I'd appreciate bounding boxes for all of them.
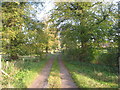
[58,55,78,88]
[29,56,54,88]
[29,54,77,88]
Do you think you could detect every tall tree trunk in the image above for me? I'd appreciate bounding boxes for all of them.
[46,46,48,53]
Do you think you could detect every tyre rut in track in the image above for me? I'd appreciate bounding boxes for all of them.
[29,56,55,88]
[58,55,78,88]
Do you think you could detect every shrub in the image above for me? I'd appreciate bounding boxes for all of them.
[94,48,118,67]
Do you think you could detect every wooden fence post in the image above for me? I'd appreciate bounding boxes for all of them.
[0,55,2,89]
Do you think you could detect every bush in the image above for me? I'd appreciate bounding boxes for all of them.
[63,47,94,62]
[94,48,118,67]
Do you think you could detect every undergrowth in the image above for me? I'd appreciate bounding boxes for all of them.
[1,55,50,88]
[63,56,118,88]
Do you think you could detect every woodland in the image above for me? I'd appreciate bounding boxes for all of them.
[0,1,119,88]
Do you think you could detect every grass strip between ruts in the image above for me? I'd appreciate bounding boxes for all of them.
[48,55,61,88]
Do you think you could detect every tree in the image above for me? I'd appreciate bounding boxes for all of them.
[2,2,27,60]
[49,2,118,63]
[2,2,48,60]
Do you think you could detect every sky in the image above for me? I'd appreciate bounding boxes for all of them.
[35,1,54,21]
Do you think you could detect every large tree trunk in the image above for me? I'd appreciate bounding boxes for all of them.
[80,41,88,62]
[46,46,48,53]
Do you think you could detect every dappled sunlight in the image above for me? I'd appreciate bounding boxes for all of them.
[63,58,118,88]
[1,55,50,88]
[1,1,118,88]
[48,56,61,88]
[71,71,117,88]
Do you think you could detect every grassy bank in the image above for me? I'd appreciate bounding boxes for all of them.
[63,56,118,88]
[1,55,50,88]
[48,55,61,88]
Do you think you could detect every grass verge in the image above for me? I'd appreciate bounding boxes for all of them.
[1,55,50,88]
[63,56,118,88]
[48,55,61,88]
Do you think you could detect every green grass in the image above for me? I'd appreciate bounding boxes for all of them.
[1,55,50,88]
[63,56,118,88]
[48,56,61,88]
